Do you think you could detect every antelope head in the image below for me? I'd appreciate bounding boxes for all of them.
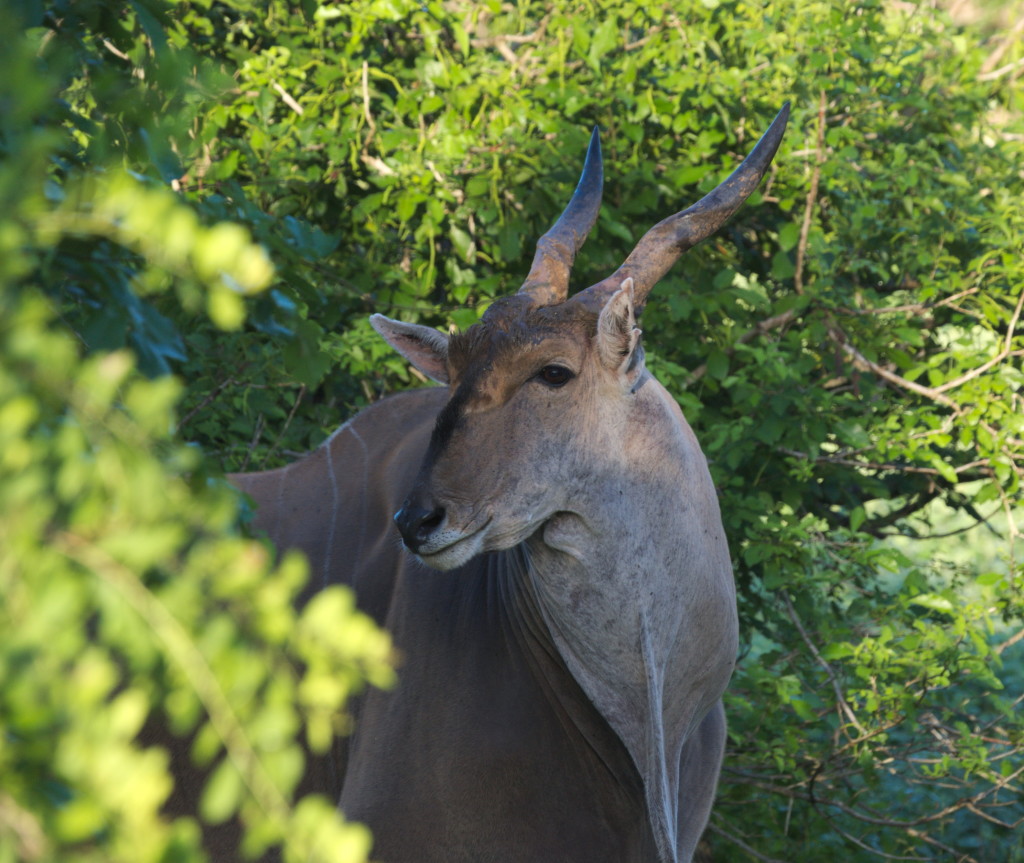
[372,105,789,573]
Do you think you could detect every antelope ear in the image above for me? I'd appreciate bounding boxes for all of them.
[370,314,450,384]
[596,278,643,382]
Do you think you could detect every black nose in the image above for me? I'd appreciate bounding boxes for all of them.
[394,504,445,552]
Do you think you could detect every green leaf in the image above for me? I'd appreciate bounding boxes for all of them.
[208,287,247,330]
[587,17,618,71]
[790,697,816,721]
[777,222,800,252]
[449,224,475,263]
[770,250,795,280]
[200,759,244,825]
[283,318,331,387]
[925,453,959,485]
[706,348,729,380]
[910,594,955,614]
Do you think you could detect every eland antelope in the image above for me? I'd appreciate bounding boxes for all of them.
[230,104,789,863]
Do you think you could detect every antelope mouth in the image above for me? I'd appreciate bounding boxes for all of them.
[415,517,492,571]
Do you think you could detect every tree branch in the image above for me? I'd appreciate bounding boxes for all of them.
[794,90,826,295]
[979,14,1024,76]
[271,81,304,116]
[724,756,1024,833]
[55,534,292,828]
[778,449,993,479]
[831,329,959,410]
[687,309,797,385]
[177,376,240,432]
[932,286,1024,394]
[783,593,867,737]
[259,383,307,469]
[835,287,980,318]
[827,304,1024,452]
[705,822,788,863]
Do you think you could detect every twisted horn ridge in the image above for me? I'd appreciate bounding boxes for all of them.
[518,126,604,306]
[573,102,790,315]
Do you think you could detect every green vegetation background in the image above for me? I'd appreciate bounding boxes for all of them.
[1,1,1022,861]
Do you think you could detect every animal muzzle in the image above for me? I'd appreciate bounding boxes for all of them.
[394,503,445,553]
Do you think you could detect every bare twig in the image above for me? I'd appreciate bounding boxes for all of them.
[979,15,1024,76]
[259,384,306,469]
[778,448,992,479]
[726,758,1024,831]
[794,90,827,295]
[932,286,1024,394]
[965,802,1024,830]
[239,414,265,473]
[832,332,959,409]
[686,309,797,384]
[979,56,1024,82]
[856,488,945,536]
[271,81,303,115]
[177,377,238,431]
[705,822,788,863]
[102,39,130,61]
[886,505,1005,540]
[836,287,981,317]
[820,814,931,862]
[831,325,1024,451]
[783,593,867,737]
[996,626,1024,656]
[0,793,47,861]
[904,826,979,863]
[361,62,376,136]
[360,154,396,176]
[494,39,519,67]
[469,13,550,74]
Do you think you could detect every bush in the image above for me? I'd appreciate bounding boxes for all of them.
[1,6,391,862]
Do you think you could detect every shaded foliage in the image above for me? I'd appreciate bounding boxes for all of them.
[1,5,392,862]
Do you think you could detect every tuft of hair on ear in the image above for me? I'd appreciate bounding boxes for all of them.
[596,278,642,374]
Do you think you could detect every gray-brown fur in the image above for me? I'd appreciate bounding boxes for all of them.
[231,377,730,863]
[200,108,788,862]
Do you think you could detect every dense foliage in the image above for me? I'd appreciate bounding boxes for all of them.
[1,5,394,862]
[3,0,1022,861]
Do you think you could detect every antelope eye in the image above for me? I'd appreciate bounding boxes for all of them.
[536,365,574,387]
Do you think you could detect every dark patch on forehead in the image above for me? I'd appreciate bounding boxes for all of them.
[425,295,599,463]
[448,295,598,376]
